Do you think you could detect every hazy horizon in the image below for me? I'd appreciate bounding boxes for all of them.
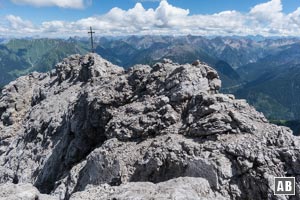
[2,34,300,41]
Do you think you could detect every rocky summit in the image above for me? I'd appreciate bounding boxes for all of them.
[0,53,300,200]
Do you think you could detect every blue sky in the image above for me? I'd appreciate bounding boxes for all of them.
[1,0,300,37]
[2,0,299,23]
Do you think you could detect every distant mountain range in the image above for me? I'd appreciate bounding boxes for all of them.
[1,35,300,122]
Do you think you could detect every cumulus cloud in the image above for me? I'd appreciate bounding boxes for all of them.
[250,0,284,26]
[6,15,33,29]
[4,14,38,35]
[10,0,90,9]
[2,0,300,37]
[0,15,35,37]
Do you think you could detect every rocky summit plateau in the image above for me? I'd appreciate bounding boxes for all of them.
[0,53,300,200]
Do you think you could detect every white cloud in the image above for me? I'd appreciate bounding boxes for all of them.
[2,0,300,37]
[0,15,36,37]
[250,0,282,15]
[5,15,37,35]
[10,0,90,9]
[250,0,284,26]
[6,15,33,29]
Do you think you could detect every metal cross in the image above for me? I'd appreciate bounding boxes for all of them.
[88,26,95,53]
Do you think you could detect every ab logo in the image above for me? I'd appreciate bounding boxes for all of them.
[274,177,295,195]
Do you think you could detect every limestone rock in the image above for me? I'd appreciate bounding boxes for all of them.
[0,53,300,200]
[0,183,56,200]
[70,177,226,200]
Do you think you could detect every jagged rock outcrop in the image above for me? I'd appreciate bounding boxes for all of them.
[0,53,300,200]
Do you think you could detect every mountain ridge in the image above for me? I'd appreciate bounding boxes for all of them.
[2,36,300,121]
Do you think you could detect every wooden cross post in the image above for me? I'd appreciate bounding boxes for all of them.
[88,26,95,53]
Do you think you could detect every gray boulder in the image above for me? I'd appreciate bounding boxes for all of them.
[0,183,56,200]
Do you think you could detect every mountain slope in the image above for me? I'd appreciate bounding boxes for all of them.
[236,42,300,120]
[0,39,88,87]
[236,65,300,119]
[238,42,300,81]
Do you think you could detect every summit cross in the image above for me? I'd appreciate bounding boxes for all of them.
[88,26,95,53]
